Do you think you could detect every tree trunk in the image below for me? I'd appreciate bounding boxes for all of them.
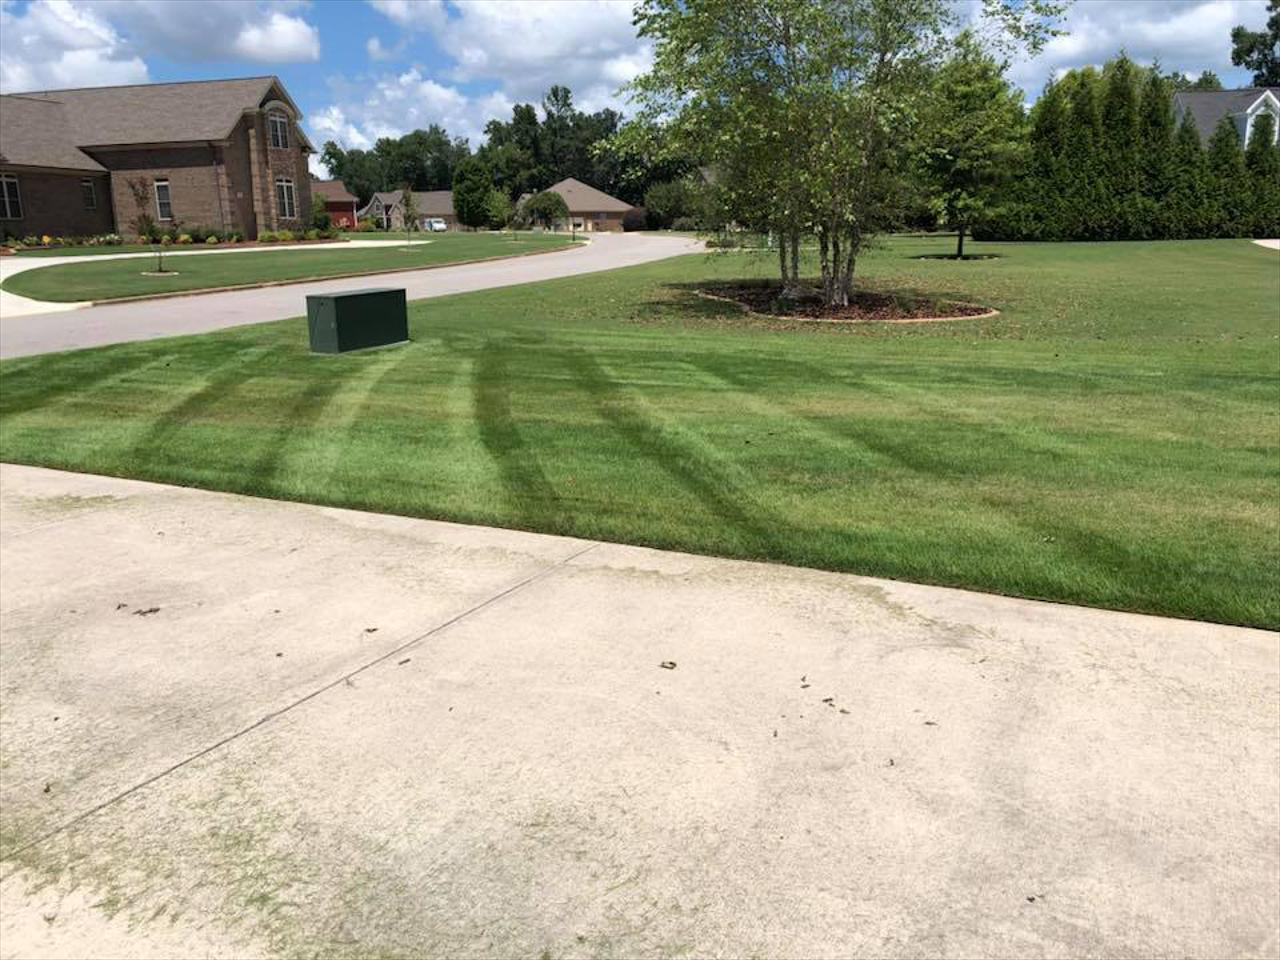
[955,225,965,259]
[789,232,799,287]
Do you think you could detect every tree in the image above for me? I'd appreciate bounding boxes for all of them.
[400,186,419,244]
[452,157,493,229]
[521,190,569,229]
[1166,116,1209,238]
[124,176,156,241]
[1100,55,1143,238]
[1244,111,1280,236]
[309,193,331,231]
[918,31,1025,258]
[1138,69,1175,195]
[485,189,513,229]
[1166,69,1224,91]
[1206,117,1248,236]
[630,0,1064,306]
[1232,0,1280,86]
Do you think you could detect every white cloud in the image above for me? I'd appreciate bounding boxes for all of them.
[231,9,320,62]
[368,0,446,32]
[0,0,321,92]
[1006,0,1271,96]
[313,68,510,152]
[366,0,651,113]
[366,36,395,61]
[0,0,148,92]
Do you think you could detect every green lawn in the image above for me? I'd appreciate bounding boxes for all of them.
[2,236,1276,627]
[10,240,363,257]
[1,233,576,301]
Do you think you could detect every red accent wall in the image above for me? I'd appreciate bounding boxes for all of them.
[326,200,356,228]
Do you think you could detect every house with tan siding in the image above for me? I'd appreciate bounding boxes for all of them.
[0,75,313,241]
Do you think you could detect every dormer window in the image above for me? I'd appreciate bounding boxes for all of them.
[269,113,289,149]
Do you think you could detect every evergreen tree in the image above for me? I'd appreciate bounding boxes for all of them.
[1100,56,1142,238]
[1024,79,1070,238]
[1060,68,1105,238]
[1244,112,1280,236]
[1207,117,1248,236]
[1138,68,1175,237]
[1166,116,1209,238]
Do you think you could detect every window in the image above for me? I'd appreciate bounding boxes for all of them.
[154,179,172,221]
[80,179,97,210]
[275,178,297,219]
[269,113,289,149]
[0,174,20,220]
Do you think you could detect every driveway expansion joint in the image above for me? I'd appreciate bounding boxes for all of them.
[0,537,601,865]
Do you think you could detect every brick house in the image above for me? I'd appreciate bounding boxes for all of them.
[0,76,313,241]
[311,179,359,229]
[537,178,633,232]
[358,190,458,230]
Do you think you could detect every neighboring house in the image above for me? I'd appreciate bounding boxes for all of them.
[531,177,633,232]
[312,178,358,229]
[0,75,314,240]
[1173,88,1280,146]
[357,190,457,230]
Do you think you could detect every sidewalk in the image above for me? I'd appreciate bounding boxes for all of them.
[1,463,1276,959]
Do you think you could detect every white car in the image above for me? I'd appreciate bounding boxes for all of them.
[425,218,448,232]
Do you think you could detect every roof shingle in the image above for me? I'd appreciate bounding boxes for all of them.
[0,95,105,172]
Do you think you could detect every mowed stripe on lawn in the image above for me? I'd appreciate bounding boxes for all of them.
[1,236,1276,627]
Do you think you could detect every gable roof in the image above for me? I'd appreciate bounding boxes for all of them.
[1173,88,1280,140]
[361,190,455,217]
[312,179,357,203]
[546,177,632,213]
[0,95,106,172]
[12,76,313,150]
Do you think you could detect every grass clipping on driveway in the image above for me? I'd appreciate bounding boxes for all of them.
[1,236,1277,628]
[0,233,575,302]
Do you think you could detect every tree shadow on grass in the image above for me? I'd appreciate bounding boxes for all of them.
[472,338,565,530]
[127,349,273,468]
[0,350,160,419]
[565,348,788,558]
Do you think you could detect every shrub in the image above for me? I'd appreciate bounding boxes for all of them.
[205,235,220,245]
[276,229,295,243]
[621,207,647,232]
[304,228,320,241]
[40,235,53,246]
[356,217,377,232]
[176,233,193,244]
[258,230,277,243]
[226,231,243,243]
[671,217,699,231]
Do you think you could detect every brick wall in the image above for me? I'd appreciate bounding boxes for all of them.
[0,168,114,239]
[93,145,225,238]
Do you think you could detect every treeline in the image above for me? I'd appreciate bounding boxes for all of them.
[979,56,1280,241]
[320,85,693,209]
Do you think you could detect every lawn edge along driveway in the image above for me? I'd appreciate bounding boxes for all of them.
[1,236,581,304]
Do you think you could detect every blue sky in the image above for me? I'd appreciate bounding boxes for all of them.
[1,0,1272,177]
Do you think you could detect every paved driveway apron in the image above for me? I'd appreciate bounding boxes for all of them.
[1,464,1276,959]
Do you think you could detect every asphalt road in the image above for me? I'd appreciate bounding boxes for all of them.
[0,233,702,359]
[1,464,1275,959]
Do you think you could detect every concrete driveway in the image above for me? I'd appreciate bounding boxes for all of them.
[1,463,1276,959]
[0,233,701,359]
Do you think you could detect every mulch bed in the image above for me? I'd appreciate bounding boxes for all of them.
[699,281,995,324]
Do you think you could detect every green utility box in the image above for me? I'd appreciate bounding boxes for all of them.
[306,287,408,353]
